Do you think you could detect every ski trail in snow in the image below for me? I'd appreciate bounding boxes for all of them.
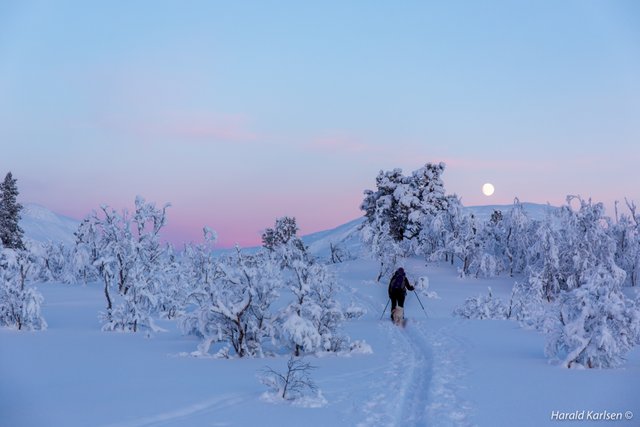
[100,393,247,427]
[417,320,475,427]
[356,322,413,427]
[356,319,475,427]
[342,273,473,426]
[399,320,432,426]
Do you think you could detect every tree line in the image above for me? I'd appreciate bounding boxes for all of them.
[0,174,366,358]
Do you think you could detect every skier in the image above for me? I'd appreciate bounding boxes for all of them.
[388,267,414,324]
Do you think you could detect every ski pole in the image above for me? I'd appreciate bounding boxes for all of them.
[380,299,390,320]
[413,290,429,318]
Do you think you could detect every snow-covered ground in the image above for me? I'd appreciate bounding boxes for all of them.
[2,256,638,427]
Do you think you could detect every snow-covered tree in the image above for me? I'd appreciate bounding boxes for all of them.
[77,196,172,333]
[361,162,449,248]
[525,216,562,302]
[545,265,639,368]
[508,279,548,329]
[361,218,403,282]
[427,194,464,264]
[0,247,47,330]
[554,196,617,293]
[280,259,346,355]
[470,210,506,278]
[0,172,25,250]
[433,211,482,277]
[262,217,304,252]
[260,217,353,355]
[181,248,281,358]
[501,199,534,277]
[34,241,73,283]
[613,200,640,287]
[537,196,640,368]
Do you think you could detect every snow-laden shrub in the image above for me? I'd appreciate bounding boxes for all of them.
[545,265,640,368]
[77,196,173,333]
[453,287,508,320]
[0,248,47,331]
[181,248,281,358]
[280,314,322,354]
[0,279,47,331]
[259,357,326,407]
[508,279,548,329]
[279,257,352,355]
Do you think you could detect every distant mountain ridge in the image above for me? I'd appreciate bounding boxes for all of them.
[18,202,556,249]
[20,203,80,246]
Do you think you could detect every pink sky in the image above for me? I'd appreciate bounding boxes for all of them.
[3,1,639,246]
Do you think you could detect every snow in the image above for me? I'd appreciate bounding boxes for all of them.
[19,203,80,247]
[2,255,638,426]
[2,209,639,427]
[463,202,556,223]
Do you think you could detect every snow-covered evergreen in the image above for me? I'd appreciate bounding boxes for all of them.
[361,163,449,246]
[361,163,454,280]
[0,172,25,250]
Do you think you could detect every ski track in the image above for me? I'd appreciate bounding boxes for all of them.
[100,393,247,427]
[356,318,475,427]
[333,270,475,426]
[418,320,475,427]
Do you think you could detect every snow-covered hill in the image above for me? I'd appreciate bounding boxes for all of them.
[302,202,556,259]
[20,203,80,246]
[16,201,554,252]
[302,217,365,259]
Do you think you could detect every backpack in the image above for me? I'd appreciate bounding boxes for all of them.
[390,271,405,291]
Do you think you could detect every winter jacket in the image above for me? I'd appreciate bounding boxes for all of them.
[388,274,414,298]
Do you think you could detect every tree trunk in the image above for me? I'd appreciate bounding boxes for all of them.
[103,274,112,318]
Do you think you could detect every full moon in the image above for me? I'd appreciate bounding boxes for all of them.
[482,183,495,196]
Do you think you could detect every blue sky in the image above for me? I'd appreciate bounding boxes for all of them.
[1,1,639,246]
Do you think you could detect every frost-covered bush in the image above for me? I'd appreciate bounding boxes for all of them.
[259,217,357,356]
[78,196,172,333]
[508,279,547,329]
[545,265,640,368]
[0,248,47,330]
[453,287,508,320]
[30,241,75,283]
[612,199,640,287]
[181,248,281,358]
[280,259,346,355]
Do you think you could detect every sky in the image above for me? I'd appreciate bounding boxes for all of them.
[1,1,639,247]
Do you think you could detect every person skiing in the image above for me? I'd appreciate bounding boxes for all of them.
[388,267,414,324]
